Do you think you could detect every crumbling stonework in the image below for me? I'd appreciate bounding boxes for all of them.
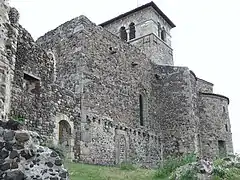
[0,120,69,180]
[0,0,233,168]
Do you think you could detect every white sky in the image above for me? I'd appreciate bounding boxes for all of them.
[10,0,240,152]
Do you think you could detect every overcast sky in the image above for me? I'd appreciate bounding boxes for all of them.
[10,0,240,152]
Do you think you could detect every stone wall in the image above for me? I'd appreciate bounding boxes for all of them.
[197,78,213,93]
[151,65,197,156]
[0,120,69,180]
[130,33,173,65]
[199,93,233,158]
[78,114,161,167]
[0,2,19,121]
[100,6,172,45]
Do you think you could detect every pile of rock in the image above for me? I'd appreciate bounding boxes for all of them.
[0,120,69,180]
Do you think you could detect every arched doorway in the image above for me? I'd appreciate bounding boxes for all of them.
[53,113,74,159]
[59,120,72,152]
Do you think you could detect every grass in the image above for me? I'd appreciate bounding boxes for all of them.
[67,162,160,180]
[155,153,197,179]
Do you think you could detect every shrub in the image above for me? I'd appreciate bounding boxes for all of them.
[155,153,197,179]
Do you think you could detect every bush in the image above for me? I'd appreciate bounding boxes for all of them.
[155,153,197,179]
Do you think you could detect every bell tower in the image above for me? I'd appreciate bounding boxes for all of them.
[99,1,175,66]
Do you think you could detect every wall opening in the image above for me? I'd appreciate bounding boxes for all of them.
[129,22,136,40]
[23,73,40,94]
[161,28,166,42]
[120,26,127,41]
[157,22,161,38]
[59,120,72,152]
[139,94,144,126]
[225,124,228,132]
[218,140,227,158]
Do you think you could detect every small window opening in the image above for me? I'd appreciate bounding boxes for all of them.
[225,124,228,132]
[161,28,166,42]
[218,140,227,158]
[120,26,127,41]
[129,22,136,40]
[223,106,226,113]
[23,73,40,94]
[139,94,144,126]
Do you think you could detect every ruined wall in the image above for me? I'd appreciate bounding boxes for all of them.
[199,93,233,158]
[0,2,19,120]
[0,120,69,180]
[151,65,197,156]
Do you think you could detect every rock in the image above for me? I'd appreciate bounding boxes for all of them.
[5,142,13,151]
[3,130,15,141]
[0,142,5,150]
[5,120,22,130]
[0,162,10,171]
[11,161,18,169]
[54,159,62,166]
[20,150,34,160]
[0,149,9,159]
[15,132,29,142]
[10,150,19,159]
[4,170,25,180]
[46,161,54,168]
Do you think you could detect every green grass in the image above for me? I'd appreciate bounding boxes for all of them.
[67,162,161,180]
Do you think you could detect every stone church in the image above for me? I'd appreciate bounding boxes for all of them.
[0,0,233,166]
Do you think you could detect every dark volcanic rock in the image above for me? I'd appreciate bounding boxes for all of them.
[3,130,15,141]
[15,132,29,142]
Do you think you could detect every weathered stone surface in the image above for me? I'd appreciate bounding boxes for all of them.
[0,0,234,169]
[10,150,19,159]
[15,132,30,142]
[0,149,9,159]
[0,123,69,180]
[3,131,15,141]
[4,170,25,180]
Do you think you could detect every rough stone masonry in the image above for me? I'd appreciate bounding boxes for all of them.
[0,120,69,180]
[0,0,233,168]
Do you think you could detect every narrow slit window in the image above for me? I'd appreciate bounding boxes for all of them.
[225,124,228,132]
[139,94,144,126]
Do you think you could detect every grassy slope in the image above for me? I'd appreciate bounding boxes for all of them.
[67,162,161,180]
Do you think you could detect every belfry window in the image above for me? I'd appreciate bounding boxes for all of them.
[161,27,167,42]
[120,26,127,41]
[139,94,144,126]
[129,22,136,40]
[157,22,162,38]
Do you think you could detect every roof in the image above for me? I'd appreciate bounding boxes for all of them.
[99,1,176,28]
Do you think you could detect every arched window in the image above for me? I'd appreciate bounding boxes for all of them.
[120,26,127,41]
[129,22,136,40]
[161,27,166,42]
[157,22,162,37]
